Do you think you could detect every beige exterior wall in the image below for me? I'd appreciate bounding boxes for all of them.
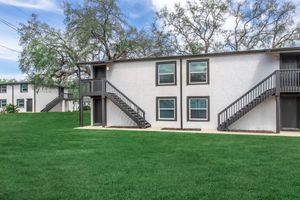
[91,52,280,131]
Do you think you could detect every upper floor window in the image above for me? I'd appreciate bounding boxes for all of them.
[187,60,209,85]
[156,61,176,86]
[17,99,25,108]
[0,99,7,108]
[157,97,177,121]
[187,97,209,121]
[20,84,28,93]
[0,85,7,93]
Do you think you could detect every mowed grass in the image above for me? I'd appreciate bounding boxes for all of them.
[0,112,300,200]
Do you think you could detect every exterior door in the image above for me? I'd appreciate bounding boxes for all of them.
[93,66,106,92]
[281,96,300,129]
[93,65,106,79]
[93,98,103,125]
[26,99,33,112]
[280,55,299,69]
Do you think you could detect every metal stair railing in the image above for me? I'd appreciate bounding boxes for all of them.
[41,96,63,112]
[218,71,277,130]
[105,80,146,123]
[218,69,300,130]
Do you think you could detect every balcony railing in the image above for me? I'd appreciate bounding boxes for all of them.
[280,69,300,93]
[80,79,104,96]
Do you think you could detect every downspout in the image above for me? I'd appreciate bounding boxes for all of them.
[34,85,36,112]
[180,58,183,129]
[12,85,14,106]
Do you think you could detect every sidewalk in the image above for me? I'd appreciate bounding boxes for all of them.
[75,126,300,137]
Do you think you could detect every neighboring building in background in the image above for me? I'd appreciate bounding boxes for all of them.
[79,47,300,133]
[0,82,78,113]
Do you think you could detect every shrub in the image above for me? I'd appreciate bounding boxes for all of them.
[83,105,91,111]
[2,104,19,114]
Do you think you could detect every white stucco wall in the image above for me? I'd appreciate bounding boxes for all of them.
[182,53,279,131]
[92,52,280,131]
[35,87,59,112]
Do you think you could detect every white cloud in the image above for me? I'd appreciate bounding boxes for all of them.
[0,0,60,11]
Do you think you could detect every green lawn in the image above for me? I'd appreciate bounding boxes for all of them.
[0,112,299,200]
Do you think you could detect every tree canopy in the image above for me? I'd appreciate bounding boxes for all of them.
[18,0,300,86]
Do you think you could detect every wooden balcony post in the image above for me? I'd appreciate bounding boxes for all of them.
[101,79,106,127]
[275,70,281,133]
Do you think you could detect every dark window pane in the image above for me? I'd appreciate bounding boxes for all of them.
[159,99,174,109]
[158,64,175,73]
[191,110,207,119]
[159,74,174,84]
[189,62,207,73]
[160,110,174,119]
[190,99,207,108]
[190,73,206,83]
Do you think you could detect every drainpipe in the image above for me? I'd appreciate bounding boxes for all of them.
[180,58,183,129]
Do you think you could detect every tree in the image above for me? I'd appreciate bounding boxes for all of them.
[130,23,177,57]
[157,0,228,54]
[19,14,90,87]
[64,0,137,61]
[0,78,17,84]
[224,0,300,51]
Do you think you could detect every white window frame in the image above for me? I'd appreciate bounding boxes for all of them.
[17,99,25,108]
[0,99,7,108]
[188,97,209,121]
[157,62,176,86]
[188,60,209,84]
[20,84,28,93]
[0,85,7,93]
[157,97,176,121]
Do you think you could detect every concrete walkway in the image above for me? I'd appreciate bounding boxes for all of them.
[75,126,300,137]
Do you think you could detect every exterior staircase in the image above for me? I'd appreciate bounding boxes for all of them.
[41,96,63,112]
[218,69,300,131]
[106,81,151,128]
[80,79,151,128]
[41,93,75,112]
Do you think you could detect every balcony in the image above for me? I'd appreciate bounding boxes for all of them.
[80,79,105,96]
[279,69,300,93]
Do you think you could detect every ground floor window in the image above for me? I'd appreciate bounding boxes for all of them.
[187,96,209,121]
[0,99,7,108]
[157,97,176,121]
[17,99,25,108]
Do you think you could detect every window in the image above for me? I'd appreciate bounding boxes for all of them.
[157,97,176,121]
[20,84,28,93]
[0,99,7,108]
[0,85,7,93]
[156,62,176,86]
[187,60,209,84]
[187,97,209,121]
[17,99,25,108]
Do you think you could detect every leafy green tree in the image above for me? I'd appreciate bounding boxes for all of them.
[19,14,90,87]
[224,0,300,50]
[157,0,228,54]
[0,78,17,84]
[64,0,137,60]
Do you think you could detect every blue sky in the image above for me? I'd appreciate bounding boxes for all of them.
[0,0,172,80]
